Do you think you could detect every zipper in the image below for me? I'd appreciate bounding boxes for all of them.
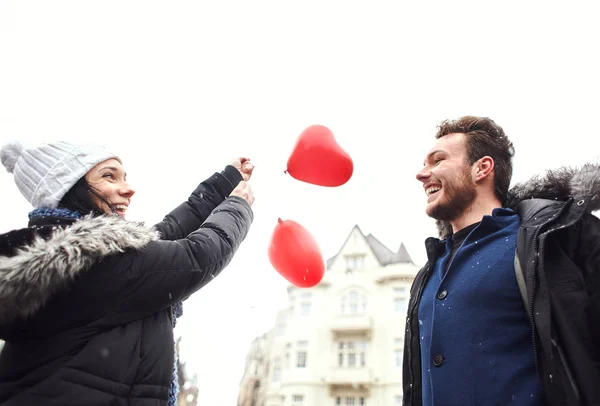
[407,264,430,406]
[527,199,571,389]
[169,305,175,327]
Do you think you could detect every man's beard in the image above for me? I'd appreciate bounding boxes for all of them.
[427,171,476,221]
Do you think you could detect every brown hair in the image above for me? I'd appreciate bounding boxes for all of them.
[59,177,116,217]
[436,116,515,204]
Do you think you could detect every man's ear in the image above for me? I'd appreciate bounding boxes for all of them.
[473,156,494,182]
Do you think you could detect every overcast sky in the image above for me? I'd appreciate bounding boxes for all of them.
[1,1,599,405]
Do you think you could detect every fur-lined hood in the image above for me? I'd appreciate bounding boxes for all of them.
[0,215,159,326]
[436,163,600,239]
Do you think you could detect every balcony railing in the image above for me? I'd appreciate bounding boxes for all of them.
[330,314,372,334]
[327,367,373,386]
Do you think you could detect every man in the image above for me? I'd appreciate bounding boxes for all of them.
[403,116,600,406]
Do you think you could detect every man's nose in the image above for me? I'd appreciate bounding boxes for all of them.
[416,166,430,183]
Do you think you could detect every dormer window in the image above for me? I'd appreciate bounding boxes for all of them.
[345,254,365,273]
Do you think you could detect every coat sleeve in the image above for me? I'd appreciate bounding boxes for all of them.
[153,165,243,241]
[102,195,253,323]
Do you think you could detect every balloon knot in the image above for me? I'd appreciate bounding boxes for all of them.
[277,218,283,224]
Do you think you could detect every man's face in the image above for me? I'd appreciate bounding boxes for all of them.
[416,133,476,221]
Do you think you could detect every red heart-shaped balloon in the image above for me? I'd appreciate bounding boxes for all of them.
[286,125,354,187]
[268,218,325,288]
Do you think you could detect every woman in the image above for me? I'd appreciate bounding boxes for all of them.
[0,141,255,406]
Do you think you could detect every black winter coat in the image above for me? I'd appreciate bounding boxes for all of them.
[0,165,253,406]
[403,164,600,406]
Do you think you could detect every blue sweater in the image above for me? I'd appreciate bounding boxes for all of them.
[418,208,542,405]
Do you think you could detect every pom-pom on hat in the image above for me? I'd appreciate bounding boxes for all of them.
[1,141,120,208]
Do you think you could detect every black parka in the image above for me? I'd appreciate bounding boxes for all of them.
[403,164,600,406]
[0,165,253,406]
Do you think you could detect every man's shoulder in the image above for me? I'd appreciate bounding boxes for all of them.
[514,197,569,222]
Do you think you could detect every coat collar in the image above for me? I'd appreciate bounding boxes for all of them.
[0,215,159,327]
[435,163,600,239]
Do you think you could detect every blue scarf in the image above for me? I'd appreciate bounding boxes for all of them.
[29,207,184,406]
[29,207,82,220]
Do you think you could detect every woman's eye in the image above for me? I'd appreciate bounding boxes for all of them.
[102,173,114,179]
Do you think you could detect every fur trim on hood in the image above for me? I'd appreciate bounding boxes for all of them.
[0,215,159,326]
[435,163,600,239]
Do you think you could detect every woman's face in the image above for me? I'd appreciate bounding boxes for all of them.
[84,158,135,217]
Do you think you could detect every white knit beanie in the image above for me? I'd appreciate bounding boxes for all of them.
[0,141,120,208]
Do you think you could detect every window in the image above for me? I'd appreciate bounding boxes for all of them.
[395,298,407,313]
[292,394,304,404]
[290,292,311,317]
[297,351,307,368]
[276,321,286,336]
[277,311,288,336]
[300,302,311,316]
[297,341,308,368]
[394,338,403,368]
[340,289,367,315]
[345,254,365,272]
[285,343,291,368]
[394,286,408,313]
[338,341,367,367]
[272,358,281,382]
[394,350,403,368]
[336,398,365,406]
[348,291,358,314]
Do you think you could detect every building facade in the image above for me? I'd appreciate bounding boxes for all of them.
[237,333,271,406]
[176,338,200,406]
[238,225,420,406]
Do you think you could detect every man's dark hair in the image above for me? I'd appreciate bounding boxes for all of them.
[436,116,515,204]
[58,177,116,216]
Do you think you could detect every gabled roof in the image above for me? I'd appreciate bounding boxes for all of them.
[326,225,413,269]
